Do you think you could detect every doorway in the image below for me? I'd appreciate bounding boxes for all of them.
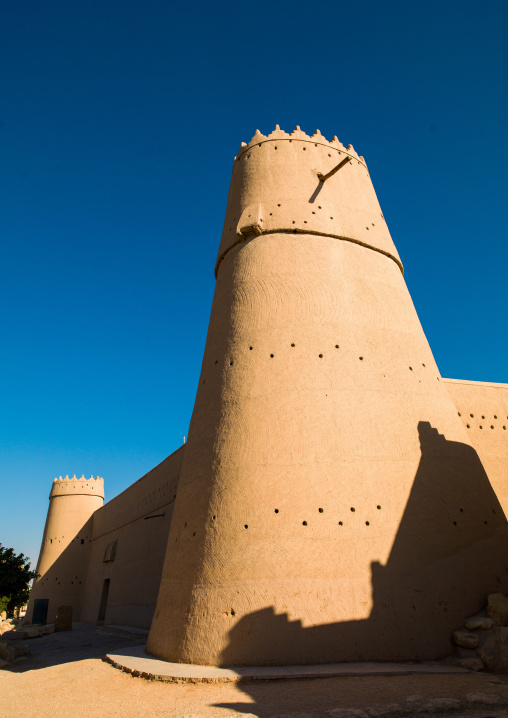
[97,578,110,623]
[32,598,49,625]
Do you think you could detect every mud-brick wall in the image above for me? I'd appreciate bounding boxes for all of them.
[80,446,185,628]
[444,379,508,512]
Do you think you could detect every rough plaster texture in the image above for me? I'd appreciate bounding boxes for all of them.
[26,127,508,669]
[26,476,104,624]
[444,379,508,513]
[80,448,184,628]
[146,128,508,666]
[26,449,184,629]
[215,126,402,276]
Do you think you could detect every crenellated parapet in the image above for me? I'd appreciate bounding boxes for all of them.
[234,125,363,162]
[216,125,401,278]
[49,475,104,500]
[147,125,508,666]
[26,473,105,625]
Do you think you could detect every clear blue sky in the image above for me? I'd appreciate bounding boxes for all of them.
[1,0,507,566]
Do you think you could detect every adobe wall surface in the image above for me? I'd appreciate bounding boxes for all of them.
[80,446,185,628]
[26,477,104,624]
[25,127,508,667]
[444,379,508,511]
[215,126,402,277]
[147,128,508,666]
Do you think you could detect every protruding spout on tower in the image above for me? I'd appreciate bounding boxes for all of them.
[216,126,402,278]
[146,125,508,667]
[317,155,353,183]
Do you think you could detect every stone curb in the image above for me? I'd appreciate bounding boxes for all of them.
[104,645,471,684]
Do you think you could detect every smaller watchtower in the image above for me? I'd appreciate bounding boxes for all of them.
[26,475,104,625]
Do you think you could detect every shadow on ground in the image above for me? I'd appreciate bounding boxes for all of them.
[211,422,508,715]
[212,673,508,718]
[8,422,508,718]
[1,623,145,673]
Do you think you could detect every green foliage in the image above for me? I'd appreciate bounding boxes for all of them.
[0,544,38,614]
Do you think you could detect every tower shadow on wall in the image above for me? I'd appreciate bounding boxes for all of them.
[25,516,94,625]
[213,421,508,716]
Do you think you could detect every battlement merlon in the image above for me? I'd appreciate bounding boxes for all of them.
[215,125,402,278]
[49,475,105,500]
[235,126,363,161]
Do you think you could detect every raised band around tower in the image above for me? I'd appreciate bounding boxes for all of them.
[146,127,508,666]
[216,125,402,277]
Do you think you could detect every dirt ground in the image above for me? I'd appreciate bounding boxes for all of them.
[2,624,508,718]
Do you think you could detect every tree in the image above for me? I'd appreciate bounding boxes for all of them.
[0,544,38,614]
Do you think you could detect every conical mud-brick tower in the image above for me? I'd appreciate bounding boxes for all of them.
[27,475,104,625]
[147,126,508,665]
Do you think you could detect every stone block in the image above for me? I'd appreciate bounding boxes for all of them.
[40,624,55,635]
[487,593,508,626]
[477,626,508,672]
[465,614,495,631]
[24,626,43,639]
[452,629,479,649]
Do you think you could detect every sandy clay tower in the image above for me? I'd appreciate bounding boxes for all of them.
[147,126,508,666]
[26,475,104,625]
